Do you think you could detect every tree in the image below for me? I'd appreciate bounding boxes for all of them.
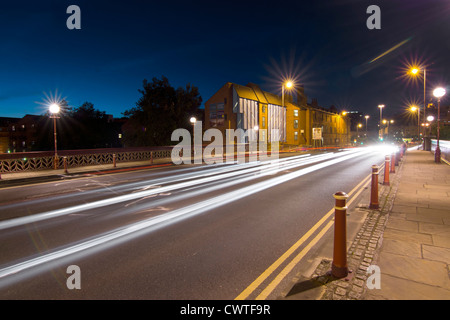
[123,76,202,146]
[36,102,120,150]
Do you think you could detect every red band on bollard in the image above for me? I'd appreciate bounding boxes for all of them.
[331,191,349,278]
[369,165,379,209]
[383,155,390,186]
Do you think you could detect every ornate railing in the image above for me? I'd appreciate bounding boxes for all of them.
[0,147,173,173]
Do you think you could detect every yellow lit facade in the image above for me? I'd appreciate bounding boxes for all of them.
[204,82,350,147]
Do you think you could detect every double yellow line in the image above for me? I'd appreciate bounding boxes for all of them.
[235,171,374,300]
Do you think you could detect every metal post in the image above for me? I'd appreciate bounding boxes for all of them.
[63,157,68,174]
[435,97,441,163]
[53,116,58,170]
[113,153,117,168]
[423,68,426,139]
[369,165,379,209]
[331,191,349,278]
[383,156,390,186]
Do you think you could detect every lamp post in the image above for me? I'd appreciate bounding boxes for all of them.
[357,123,362,137]
[281,81,293,143]
[341,111,348,146]
[378,104,384,140]
[410,67,426,138]
[190,116,197,130]
[190,116,197,159]
[382,119,394,140]
[49,103,60,169]
[410,105,420,140]
[365,115,369,135]
[433,87,446,163]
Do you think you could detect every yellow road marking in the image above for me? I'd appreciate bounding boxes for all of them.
[235,173,372,300]
[255,220,335,300]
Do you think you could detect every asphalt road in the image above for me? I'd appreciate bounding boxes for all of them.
[0,147,388,300]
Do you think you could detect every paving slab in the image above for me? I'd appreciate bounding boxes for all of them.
[377,251,450,288]
[365,274,450,300]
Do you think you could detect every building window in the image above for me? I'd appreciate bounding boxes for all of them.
[262,105,266,113]
[209,103,225,127]
[294,120,299,129]
[262,116,266,128]
[294,109,299,117]
[294,131,298,141]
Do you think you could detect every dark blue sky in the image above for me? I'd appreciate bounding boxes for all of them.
[1,0,449,123]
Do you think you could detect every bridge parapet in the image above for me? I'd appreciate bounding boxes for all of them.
[0,147,173,173]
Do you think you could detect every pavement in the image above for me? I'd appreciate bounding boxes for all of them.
[283,148,450,300]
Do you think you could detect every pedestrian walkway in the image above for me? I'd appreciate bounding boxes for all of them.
[284,149,450,300]
[364,149,450,300]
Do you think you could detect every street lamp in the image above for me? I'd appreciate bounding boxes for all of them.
[190,116,197,127]
[365,115,369,135]
[49,103,60,169]
[410,105,420,140]
[433,87,446,163]
[189,116,197,159]
[378,104,384,139]
[382,119,394,140]
[409,66,427,138]
[357,123,362,140]
[281,80,294,143]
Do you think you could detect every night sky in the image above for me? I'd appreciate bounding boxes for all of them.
[1,0,449,125]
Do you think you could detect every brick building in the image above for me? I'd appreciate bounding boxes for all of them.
[204,82,350,148]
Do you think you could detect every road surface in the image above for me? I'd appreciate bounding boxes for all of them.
[0,146,389,299]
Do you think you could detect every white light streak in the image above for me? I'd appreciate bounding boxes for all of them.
[0,148,376,281]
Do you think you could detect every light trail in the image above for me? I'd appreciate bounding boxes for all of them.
[0,153,328,231]
[0,147,376,282]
